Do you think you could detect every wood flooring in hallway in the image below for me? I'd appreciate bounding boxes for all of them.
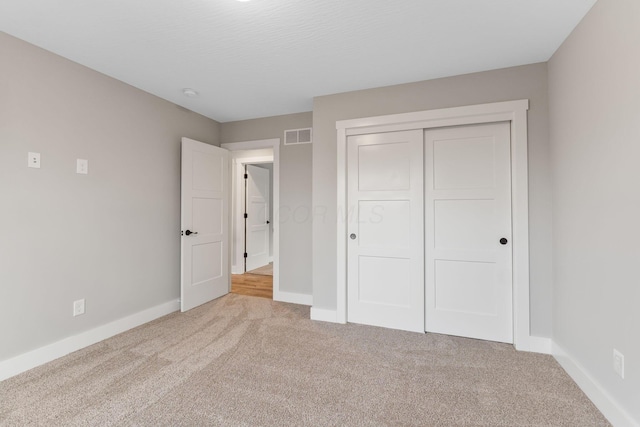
[231,273,273,299]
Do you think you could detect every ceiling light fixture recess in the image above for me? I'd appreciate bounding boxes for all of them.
[182,88,199,98]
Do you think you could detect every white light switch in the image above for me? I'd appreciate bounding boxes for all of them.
[28,152,41,168]
[613,349,625,379]
[76,159,88,174]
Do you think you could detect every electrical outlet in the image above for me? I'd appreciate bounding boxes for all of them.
[73,299,85,317]
[76,159,88,174]
[613,349,625,379]
[28,152,41,168]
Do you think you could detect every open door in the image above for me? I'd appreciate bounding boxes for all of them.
[181,137,229,312]
[245,164,270,272]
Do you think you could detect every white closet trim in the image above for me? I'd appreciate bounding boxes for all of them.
[334,100,536,352]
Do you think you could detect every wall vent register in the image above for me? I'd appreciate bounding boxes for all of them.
[284,128,312,145]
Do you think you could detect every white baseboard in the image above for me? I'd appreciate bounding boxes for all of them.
[553,341,638,427]
[0,299,180,382]
[527,336,552,354]
[231,264,244,275]
[310,307,338,323]
[274,290,312,306]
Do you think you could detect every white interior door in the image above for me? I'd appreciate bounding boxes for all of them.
[245,164,270,272]
[181,137,229,312]
[347,130,424,333]
[424,122,513,343]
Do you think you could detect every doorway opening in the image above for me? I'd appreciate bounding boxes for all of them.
[244,163,273,274]
[234,162,273,299]
[221,139,280,300]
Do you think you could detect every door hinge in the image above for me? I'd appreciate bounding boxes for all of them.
[244,173,248,179]
[244,252,248,258]
[244,213,248,219]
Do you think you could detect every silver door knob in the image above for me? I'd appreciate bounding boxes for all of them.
[350,233,356,240]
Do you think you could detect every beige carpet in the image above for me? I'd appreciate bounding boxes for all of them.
[0,294,609,426]
[247,262,273,276]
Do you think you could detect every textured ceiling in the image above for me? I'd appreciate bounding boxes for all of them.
[0,0,597,122]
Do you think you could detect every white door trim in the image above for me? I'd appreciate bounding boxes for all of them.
[221,139,283,302]
[335,99,534,351]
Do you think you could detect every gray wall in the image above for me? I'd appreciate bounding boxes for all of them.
[0,33,220,361]
[548,0,640,422]
[312,63,553,337]
[221,112,313,295]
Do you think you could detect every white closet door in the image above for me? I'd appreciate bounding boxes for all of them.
[424,122,513,343]
[347,130,424,333]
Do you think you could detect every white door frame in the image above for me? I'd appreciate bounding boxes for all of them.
[336,99,535,352]
[221,139,281,300]
[233,157,273,274]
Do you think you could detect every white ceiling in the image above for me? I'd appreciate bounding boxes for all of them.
[0,0,596,122]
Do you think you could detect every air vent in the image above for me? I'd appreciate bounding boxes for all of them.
[284,128,312,145]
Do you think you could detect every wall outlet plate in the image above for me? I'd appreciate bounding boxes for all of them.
[28,152,41,168]
[76,159,88,174]
[73,299,85,317]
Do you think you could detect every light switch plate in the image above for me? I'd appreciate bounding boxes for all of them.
[76,159,88,174]
[28,152,41,168]
[613,349,625,379]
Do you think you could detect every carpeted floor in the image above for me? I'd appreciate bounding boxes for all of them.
[0,294,609,426]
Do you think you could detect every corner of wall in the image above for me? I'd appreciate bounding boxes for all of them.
[553,341,639,427]
[0,300,179,382]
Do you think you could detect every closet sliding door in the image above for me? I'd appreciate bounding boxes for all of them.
[346,130,424,333]
[424,122,513,343]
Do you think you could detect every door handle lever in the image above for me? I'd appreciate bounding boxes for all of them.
[185,230,198,236]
